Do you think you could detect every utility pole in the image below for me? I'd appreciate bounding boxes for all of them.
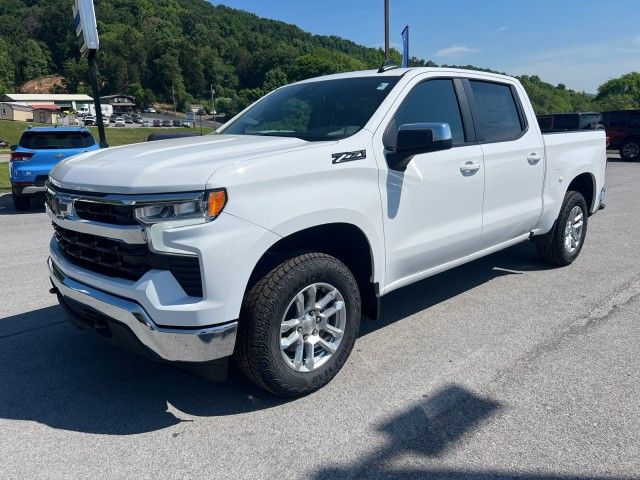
[172,83,176,115]
[87,50,107,148]
[210,84,216,129]
[384,0,390,61]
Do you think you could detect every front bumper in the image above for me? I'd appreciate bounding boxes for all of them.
[49,257,238,363]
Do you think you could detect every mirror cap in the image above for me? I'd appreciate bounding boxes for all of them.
[396,122,453,153]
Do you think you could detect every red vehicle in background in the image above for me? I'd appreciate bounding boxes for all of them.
[601,110,640,161]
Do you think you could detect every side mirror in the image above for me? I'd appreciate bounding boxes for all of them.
[10,144,17,151]
[387,123,453,171]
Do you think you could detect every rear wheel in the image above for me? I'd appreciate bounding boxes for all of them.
[12,192,30,211]
[235,253,361,397]
[535,190,588,266]
[620,140,640,161]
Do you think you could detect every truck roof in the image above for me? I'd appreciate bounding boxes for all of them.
[295,67,518,84]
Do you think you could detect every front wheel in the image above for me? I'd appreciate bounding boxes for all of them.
[535,190,588,266]
[235,253,361,397]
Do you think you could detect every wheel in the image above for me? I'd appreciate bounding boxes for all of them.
[535,190,588,266]
[235,253,361,397]
[12,193,30,211]
[620,140,640,161]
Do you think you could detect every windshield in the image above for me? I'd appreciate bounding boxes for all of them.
[223,77,400,141]
[19,131,96,150]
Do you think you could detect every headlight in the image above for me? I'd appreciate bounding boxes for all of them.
[134,189,227,225]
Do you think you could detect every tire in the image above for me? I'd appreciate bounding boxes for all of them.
[620,139,640,161]
[235,252,361,397]
[12,193,30,211]
[535,190,588,266]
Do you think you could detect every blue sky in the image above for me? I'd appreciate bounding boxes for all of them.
[210,0,640,93]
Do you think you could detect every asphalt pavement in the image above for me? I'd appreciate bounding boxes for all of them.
[0,159,639,479]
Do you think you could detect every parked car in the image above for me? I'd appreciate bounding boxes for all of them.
[46,68,606,396]
[181,121,193,128]
[152,119,162,127]
[114,117,126,127]
[83,115,96,126]
[133,114,144,124]
[161,120,173,127]
[108,115,117,123]
[537,112,603,133]
[601,109,640,161]
[173,119,182,127]
[9,127,99,210]
[142,107,157,113]
[123,114,133,124]
[142,120,151,127]
[0,137,7,148]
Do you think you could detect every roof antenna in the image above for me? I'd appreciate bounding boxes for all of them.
[378,0,398,73]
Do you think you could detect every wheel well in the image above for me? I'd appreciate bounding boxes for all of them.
[247,223,379,320]
[567,172,595,213]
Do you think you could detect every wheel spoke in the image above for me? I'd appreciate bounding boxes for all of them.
[295,293,305,316]
[315,289,337,310]
[319,300,344,320]
[280,331,300,350]
[281,318,300,334]
[323,324,344,339]
[305,285,317,311]
[318,338,337,354]
[293,342,304,369]
[304,342,315,370]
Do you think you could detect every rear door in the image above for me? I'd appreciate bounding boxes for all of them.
[465,78,545,247]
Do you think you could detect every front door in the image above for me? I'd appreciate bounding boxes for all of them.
[375,77,485,291]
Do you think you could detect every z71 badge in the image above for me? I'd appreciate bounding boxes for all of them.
[331,150,366,164]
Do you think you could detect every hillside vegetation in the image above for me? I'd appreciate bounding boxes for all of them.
[1,0,638,116]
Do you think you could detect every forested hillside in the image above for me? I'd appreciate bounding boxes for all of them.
[1,0,638,117]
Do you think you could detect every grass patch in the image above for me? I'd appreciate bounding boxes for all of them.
[0,163,10,192]
[87,126,213,146]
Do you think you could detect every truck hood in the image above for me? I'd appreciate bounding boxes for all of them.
[49,134,309,194]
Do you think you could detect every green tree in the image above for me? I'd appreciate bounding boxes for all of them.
[263,67,287,92]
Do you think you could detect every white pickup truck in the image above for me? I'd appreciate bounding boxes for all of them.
[46,68,606,396]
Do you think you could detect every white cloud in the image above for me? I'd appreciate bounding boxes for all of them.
[435,45,478,58]
[490,26,508,35]
[502,39,640,93]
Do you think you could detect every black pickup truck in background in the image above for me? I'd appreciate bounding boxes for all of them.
[537,112,604,133]
[601,110,640,161]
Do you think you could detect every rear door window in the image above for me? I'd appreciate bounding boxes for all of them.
[629,112,640,128]
[603,112,628,128]
[19,131,96,149]
[469,80,525,142]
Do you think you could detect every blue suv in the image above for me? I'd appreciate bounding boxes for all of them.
[10,127,99,210]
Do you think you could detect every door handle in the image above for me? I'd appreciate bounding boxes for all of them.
[460,161,481,175]
[527,153,542,165]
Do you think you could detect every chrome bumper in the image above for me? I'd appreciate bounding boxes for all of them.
[49,258,237,363]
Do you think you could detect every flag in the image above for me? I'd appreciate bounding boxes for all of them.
[401,25,409,68]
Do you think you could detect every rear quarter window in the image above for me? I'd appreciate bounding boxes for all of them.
[469,80,524,142]
[19,131,96,150]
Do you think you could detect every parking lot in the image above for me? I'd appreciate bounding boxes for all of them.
[0,159,638,479]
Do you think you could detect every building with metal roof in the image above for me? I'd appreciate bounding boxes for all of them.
[0,93,93,111]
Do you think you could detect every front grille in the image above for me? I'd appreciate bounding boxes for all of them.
[74,200,138,225]
[53,224,203,297]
